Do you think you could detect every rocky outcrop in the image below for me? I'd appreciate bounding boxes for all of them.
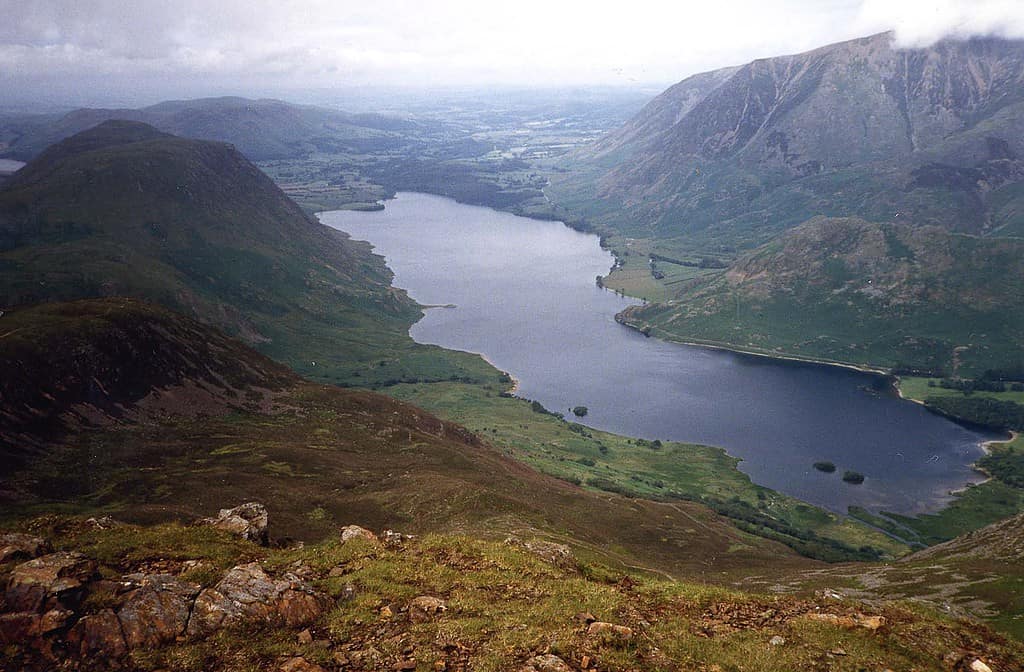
[0,533,51,563]
[117,573,201,648]
[0,527,331,668]
[188,562,325,636]
[66,609,128,659]
[408,596,447,623]
[4,552,96,613]
[339,525,379,544]
[199,502,270,545]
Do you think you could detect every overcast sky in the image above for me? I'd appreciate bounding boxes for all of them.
[2,0,1023,106]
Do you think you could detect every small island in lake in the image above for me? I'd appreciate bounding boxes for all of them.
[813,461,837,473]
[843,470,866,484]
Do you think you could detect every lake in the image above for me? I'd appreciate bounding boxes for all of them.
[321,192,998,516]
[0,159,25,173]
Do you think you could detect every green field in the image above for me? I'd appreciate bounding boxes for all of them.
[899,376,1024,405]
[386,381,907,561]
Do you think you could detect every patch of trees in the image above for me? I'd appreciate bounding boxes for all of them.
[572,406,588,417]
[842,471,865,484]
[892,364,948,378]
[929,378,1021,393]
[813,461,836,473]
[529,399,564,420]
[567,423,592,438]
[649,252,729,269]
[925,396,1024,431]
[981,364,1024,383]
[977,448,1024,488]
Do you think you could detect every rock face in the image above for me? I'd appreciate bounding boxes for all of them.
[4,552,96,613]
[67,609,128,659]
[199,502,270,545]
[117,573,201,648]
[0,533,51,563]
[552,32,1024,243]
[188,562,324,636]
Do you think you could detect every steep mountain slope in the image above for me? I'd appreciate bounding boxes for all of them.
[0,298,810,579]
[0,97,425,161]
[549,32,1024,250]
[0,120,490,386]
[618,217,1024,375]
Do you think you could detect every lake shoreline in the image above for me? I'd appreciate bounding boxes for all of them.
[614,315,892,377]
[323,191,996,522]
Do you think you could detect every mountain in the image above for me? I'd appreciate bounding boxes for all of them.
[0,97,428,162]
[0,120,489,386]
[549,32,1024,251]
[618,217,1024,375]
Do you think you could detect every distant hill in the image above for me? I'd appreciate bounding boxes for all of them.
[0,121,489,385]
[550,32,1024,251]
[0,96,429,161]
[618,217,1024,375]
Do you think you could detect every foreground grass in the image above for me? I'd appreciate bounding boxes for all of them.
[386,381,907,562]
[8,518,1021,670]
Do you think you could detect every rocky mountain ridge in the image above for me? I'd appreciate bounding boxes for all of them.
[550,32,1024,247]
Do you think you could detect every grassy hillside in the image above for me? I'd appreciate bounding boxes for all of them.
[618,218,1024,377]
[0,120,493,388]
[3,518,1021,671]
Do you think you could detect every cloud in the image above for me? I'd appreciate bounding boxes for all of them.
[0,0,1021,102]
[855,0,1024,46]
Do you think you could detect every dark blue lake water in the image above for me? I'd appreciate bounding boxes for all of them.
[321,192,998,515]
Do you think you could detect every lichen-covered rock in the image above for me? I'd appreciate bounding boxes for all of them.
[199,502,269,544]
[117,573,200,648]
[277,587,326,628]
[280,656,328,672]
[409,595,447,623]
[5,552,96,613]
[67,609,128,659]
[187,562,325,636]
[520,654,573,672]
[340,525,378,544]
[504,537,575,568]
[587,620,634,644]
[0,533,51,563]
